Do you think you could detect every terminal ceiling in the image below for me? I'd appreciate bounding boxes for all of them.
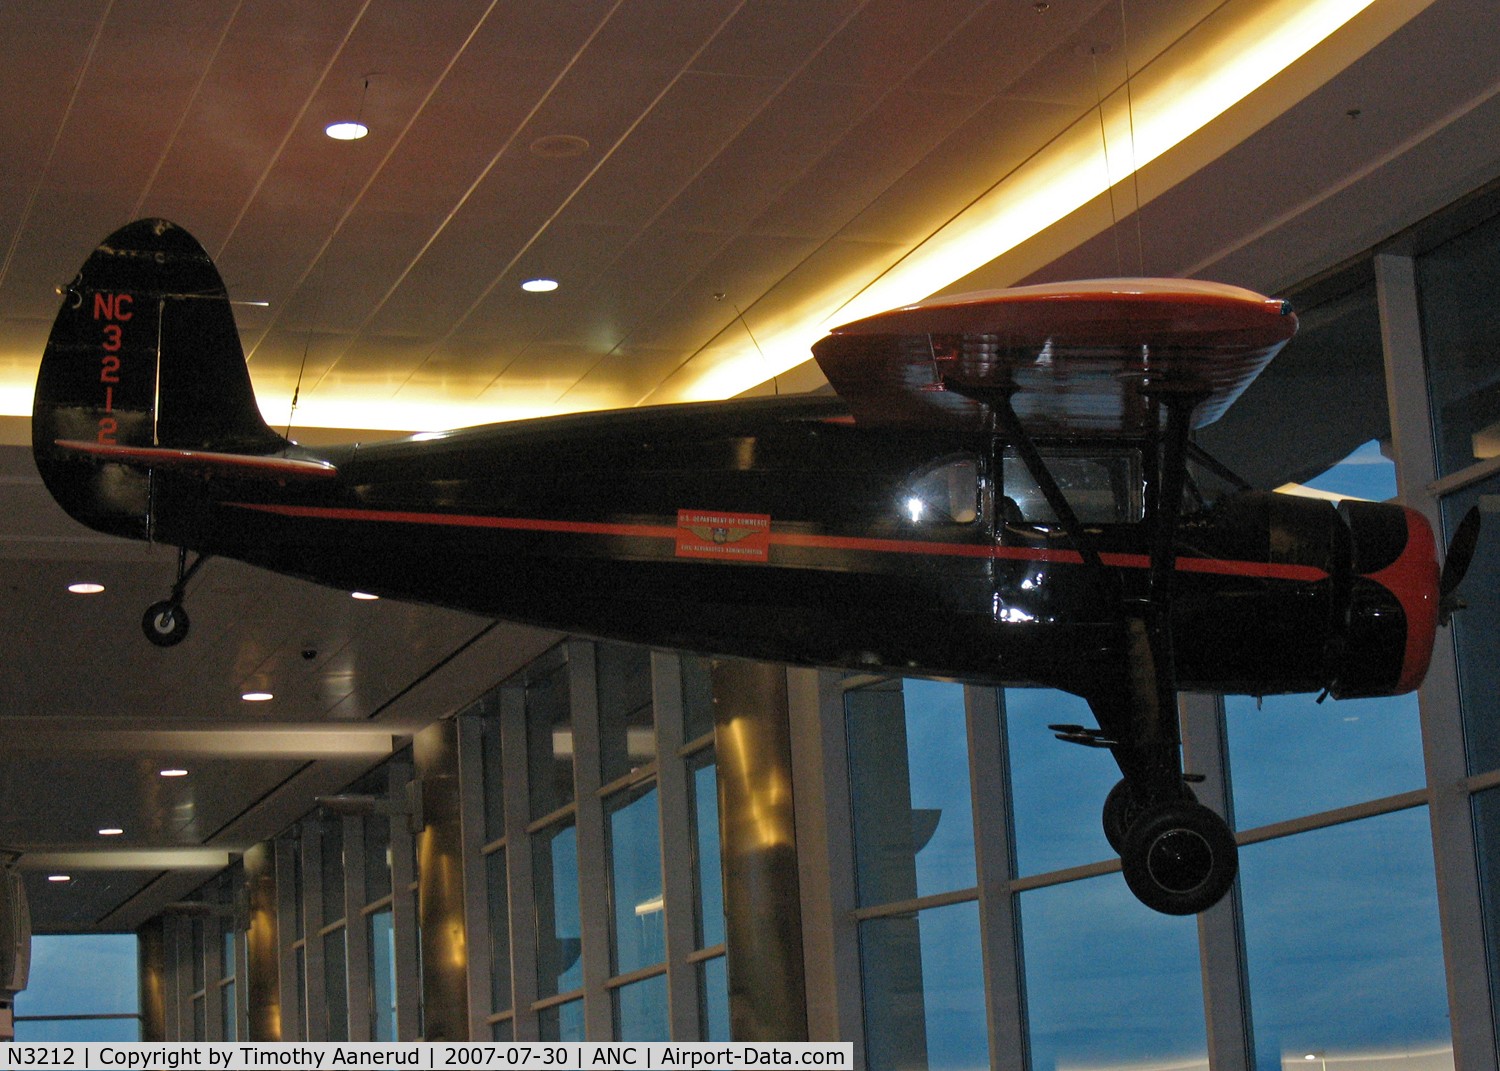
[0,0,1498,932]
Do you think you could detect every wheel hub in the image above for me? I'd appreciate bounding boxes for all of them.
[1145,828,1215,893]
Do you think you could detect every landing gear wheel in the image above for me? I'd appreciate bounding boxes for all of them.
[1102,779,1196,855]
[143,601,190,647]
[1121,800,1237,916]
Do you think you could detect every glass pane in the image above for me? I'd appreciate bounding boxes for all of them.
[681,655,716,742]
[533,819,583,999]
[222,979,237,1041]
[599,643,656,785]
[847,679,976,907]
[291,838,304,940]
[1197,270,1388,492]
[369,909,396,1041]
[1021,874,1206,1071]
[1418,208,1500,477]
[487,848,512,1012]
[613,972,669,1041]
[294,944,306,1038]
[1226,691,1425,830]
[13,934,139,1019]
[690,755,724,949]
[14,1017,139,1042]
[321,817,345,923]
[483,709,506,841]
[538,998,585,1041]
[222,928,235,981]
[859,900,988,1071]
[1002,447,1141,523]
[365,814,391,903]
[1442,479,1500,773]
[1240,808,1451,1067]
[699,956,730,1042]
[1008,688,1137,874]
[325,927,348,1041]
[492,1019,515,1041]
[608,784,665,974]
[527,661,574,819]
[1474,785,1500,1043]
[191,919,205,991]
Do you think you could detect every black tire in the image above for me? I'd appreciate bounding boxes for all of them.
[1102,779,1196,855]
[143,601,190,647]
[1121,800,1237,916]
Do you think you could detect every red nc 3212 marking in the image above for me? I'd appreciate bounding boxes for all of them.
[93,292,131,443]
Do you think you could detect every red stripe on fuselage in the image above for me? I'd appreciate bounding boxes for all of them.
[226,502,1329,583]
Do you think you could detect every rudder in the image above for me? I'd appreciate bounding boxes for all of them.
[32,218,286,539]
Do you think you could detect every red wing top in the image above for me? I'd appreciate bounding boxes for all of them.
[812,278,1298,434]
[55,441,338,480]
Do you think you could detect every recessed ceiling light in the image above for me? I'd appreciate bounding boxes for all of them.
[529,134,590,158]
[351,591,379,600]
[47,875,70,883]
[98,828,123,836]
[241,692,273,702]
[325,121,368,140]
[67,583,104,594]
[521,278,558,293]
[159,768,188,777]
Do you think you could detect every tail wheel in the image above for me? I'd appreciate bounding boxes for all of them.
[143,601,190,647]
[1121,801,1237,916]
[1102,779,1196,855]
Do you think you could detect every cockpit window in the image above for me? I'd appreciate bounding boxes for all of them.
[1002,447,1142,525]
[900,456,980,525]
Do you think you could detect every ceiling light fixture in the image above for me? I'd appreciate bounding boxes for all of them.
[351,591,379,600]
[47,875,70,883]
[241,692,273,702]
[67,583,104,594]
[159,768,188,777]
[521,278,558,293]
[325,121,368,140]
[529,134,590,159]
[98,828,123,836]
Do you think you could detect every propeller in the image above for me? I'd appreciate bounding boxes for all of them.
[1440,505,1482,625]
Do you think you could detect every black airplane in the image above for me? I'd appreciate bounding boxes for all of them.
[29,219,1478,916]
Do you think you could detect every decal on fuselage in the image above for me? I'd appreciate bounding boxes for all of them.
[674,509,771,562]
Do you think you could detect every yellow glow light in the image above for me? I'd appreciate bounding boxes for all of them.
[0,0,1398,433]
[670,0,1386,402]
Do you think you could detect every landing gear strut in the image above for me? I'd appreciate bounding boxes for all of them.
[142,547,207,648]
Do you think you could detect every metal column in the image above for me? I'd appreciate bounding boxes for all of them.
[1376,252,1498,1070]
[711,658,808,1041]
[415,718,471,1041]
[244,841,281,1040]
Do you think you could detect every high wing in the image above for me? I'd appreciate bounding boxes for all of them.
[812,278,1297,433]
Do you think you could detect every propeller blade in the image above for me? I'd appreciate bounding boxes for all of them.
[1441,505,1482,600]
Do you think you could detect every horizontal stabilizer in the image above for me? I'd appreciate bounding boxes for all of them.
[54,441,337,481]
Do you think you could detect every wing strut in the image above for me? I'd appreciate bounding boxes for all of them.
[941,379,1115,602]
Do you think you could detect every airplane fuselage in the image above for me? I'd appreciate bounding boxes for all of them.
[96,392,1434,701]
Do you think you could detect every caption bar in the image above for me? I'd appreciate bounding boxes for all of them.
[0,1042,853,1070]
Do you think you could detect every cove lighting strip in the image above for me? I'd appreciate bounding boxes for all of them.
[671,0,1390,403]
[0,0,1392,431]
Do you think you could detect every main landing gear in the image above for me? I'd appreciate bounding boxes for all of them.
[1100,778,1236,915]
[142,547,208,648]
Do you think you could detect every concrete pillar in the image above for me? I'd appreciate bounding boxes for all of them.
[711,659,808,1041]
[416,719,470,1040]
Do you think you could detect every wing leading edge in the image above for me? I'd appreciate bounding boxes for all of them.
[812,278,1297,434]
